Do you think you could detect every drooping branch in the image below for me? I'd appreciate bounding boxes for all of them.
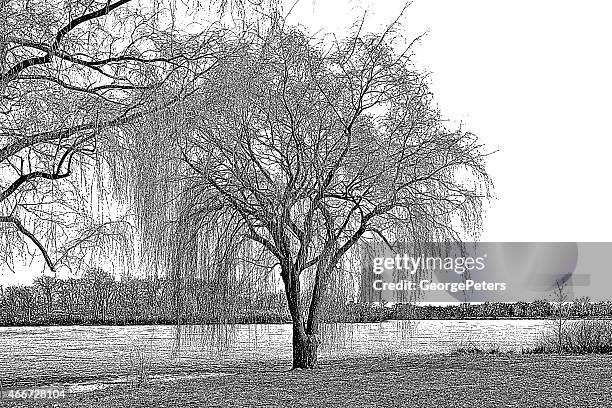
[0,170,71,202]
[0,215,56,271]
[0,93,185,164]
[0,142,77,202]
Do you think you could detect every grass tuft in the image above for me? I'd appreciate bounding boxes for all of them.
[450,342,503,355]
[127,340,154,387]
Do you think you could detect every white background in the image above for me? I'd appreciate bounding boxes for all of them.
[286,0,612,243]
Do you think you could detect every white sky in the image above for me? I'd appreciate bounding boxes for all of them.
[286,0,612,243]
[2,0,612,285]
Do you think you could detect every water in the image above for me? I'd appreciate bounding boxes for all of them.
[0,320,550,386]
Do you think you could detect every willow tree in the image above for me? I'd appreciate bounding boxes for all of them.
[0,0,237,273]
[123,20,492,368]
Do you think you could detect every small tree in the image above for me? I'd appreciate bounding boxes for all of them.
[553,279,569,353]
[33,275,59,317]
[121,19,493,368]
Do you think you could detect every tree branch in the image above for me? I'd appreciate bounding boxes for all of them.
[0,94,182,164]
[51,0,133,52]
[0,215,55,271]
[0,170,71,202]
[0,0,133,83]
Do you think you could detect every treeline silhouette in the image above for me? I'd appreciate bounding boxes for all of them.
[1,269,610,326]
[0,269,290,326]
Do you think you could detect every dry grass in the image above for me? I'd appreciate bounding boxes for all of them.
[530,320,612,354]
[4,354,612,407]
[451,341,502,355]
[126,339,154,387]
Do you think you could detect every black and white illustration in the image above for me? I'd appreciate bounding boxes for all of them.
[1,1,611,406]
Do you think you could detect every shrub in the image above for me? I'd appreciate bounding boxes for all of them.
[531,320,612,354]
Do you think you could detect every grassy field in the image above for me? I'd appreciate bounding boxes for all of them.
[3,354,611,407]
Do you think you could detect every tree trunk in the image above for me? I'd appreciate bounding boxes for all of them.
[281,263,320,369]
[292,323,318,369]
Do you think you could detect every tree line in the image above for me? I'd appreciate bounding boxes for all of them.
[388,299,611,320]
[1,271,608,325]
[0,268,290,325]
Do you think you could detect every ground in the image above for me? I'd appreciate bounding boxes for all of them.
[3,354,611,407]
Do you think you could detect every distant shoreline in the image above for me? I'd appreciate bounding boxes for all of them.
[2,316,611,328]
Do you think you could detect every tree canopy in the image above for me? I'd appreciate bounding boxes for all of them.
[0,0,227,273]
[115,19,493,368]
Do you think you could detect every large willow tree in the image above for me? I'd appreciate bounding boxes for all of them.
[120,20,493,368]
[0,0,277,274]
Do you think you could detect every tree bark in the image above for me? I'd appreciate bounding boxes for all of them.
[282,263,319,369]
[292,323,318,369]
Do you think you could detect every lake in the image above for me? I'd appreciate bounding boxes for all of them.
[0,320,552,387]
